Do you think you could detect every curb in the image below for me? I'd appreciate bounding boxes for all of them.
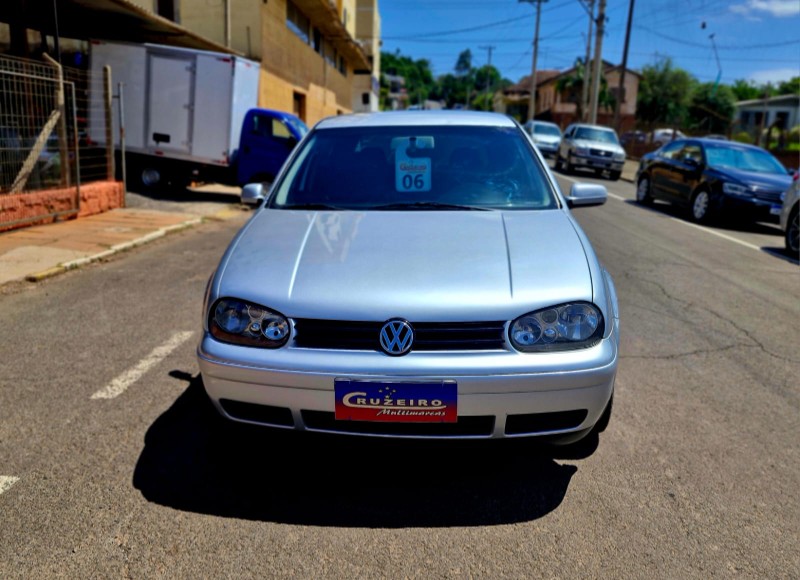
[24,216,204,283]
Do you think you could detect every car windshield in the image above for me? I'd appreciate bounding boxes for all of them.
[286,116,309,138]
[534,124,561,137]
[705,144,786,175]
[270,125,558,210]
[574,127,619,144]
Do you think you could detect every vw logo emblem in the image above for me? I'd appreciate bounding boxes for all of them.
[379,319,414,356]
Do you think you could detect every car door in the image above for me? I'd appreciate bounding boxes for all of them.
[649,140,685,200]
[238,112,299,184]
[670,142,705,205]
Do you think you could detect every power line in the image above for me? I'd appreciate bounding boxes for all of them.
[635,25,800,50]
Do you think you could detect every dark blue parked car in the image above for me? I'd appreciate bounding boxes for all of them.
[635,138,793,223]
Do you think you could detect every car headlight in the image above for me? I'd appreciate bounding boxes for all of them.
[613,152,626,161]
[510,302,604,352]
[722,182,752,196]
[573,147,588,156]
[209,298,290,348]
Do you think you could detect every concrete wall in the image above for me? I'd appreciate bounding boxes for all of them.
[179,0,263,60]
[260,0,353,125]
[0,181,125,232]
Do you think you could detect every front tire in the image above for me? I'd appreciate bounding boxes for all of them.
[636,176,653,205]
[786,206,799,256]
[609,170,621,181]
[691,189,714,223]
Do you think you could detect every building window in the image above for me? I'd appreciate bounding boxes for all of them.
[312,28,322,54]
[157,0,179,22]
[286,1,310,44]
[362,92,370,106]
[293,92,306,122]
[338,56,347,76]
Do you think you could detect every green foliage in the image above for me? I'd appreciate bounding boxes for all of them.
[637,58,695,128]
[688,83,737,134]
[380,49,507,111]
[788,125,800,145]
[732,131,754,144]
[777,77,800,96]
[730,79,762,101]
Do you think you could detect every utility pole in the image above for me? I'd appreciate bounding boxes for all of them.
[589,0,606,125]
[613,0,634,131]
[580,0,595,123]
[479,45,496,111]
[520,0,548,121]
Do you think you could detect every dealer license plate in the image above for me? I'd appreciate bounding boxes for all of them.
[334,380,457,423]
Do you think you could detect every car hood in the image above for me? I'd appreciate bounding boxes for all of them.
[533,135,560,145]
[215,210,594,321]
[711,167,792,192]
[573,140,624,154]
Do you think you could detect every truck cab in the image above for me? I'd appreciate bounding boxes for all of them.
[236,108,307,186]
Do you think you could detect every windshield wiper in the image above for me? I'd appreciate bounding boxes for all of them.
[373,201,493,211]
[281,203,346,210]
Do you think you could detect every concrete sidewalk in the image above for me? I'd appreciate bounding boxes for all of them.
[621,158,639,183]
[0,207,239,288]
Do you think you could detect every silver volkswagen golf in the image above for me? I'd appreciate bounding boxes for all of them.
[197,111,619,445]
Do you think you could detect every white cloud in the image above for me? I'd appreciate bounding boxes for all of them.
[748,67,800,85]
[730,0,800,17]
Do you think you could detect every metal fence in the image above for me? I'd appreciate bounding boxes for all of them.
[0,53,114,228]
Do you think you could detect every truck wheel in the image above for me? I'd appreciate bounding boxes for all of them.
[140,167,162,189]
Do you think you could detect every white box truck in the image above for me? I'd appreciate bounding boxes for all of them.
[89,40,260,190]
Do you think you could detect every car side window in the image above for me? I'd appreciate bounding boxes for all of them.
[680,144,703,165]
[659,141,684,160]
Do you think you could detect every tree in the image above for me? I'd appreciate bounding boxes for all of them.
[776,76,800,96]
[637,58,695,128]
[688,82,737,134]
[555,58,615,120]
[455,49,472,77]
[730,79,762,102]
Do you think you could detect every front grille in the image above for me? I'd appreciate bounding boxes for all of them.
[292,319,506,351]
[589,148,612,158]
[301,410,495,437]
[504,409,588,435]
[753,189,782,203]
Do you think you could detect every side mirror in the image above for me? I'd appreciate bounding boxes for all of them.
[566,183,608,208]
[683,156,701,168]
[241,183,268,207]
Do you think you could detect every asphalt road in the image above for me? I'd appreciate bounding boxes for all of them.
[1,172,798,578]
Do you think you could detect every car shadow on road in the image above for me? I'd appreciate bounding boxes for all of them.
[622,199,784,237]
[132,373,580,528]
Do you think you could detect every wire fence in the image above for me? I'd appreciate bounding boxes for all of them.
[0,54,114,220]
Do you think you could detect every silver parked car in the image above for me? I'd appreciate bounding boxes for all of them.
[198,111,619,446]
[780,178,799,255]
[555,123,626,180]
[523,120,562,158]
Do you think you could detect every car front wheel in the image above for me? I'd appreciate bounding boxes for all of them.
[636,176,653,205]
[691,189,714,223]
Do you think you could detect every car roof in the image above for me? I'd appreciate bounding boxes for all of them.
[570,123,616,131]
[315,110,518,130]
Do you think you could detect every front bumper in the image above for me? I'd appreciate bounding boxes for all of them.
[719,193,781,222]
[570,153,624,172]
[534,142,559,157]
[197,333,618,439]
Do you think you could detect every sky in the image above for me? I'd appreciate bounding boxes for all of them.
[378,0,800,88]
